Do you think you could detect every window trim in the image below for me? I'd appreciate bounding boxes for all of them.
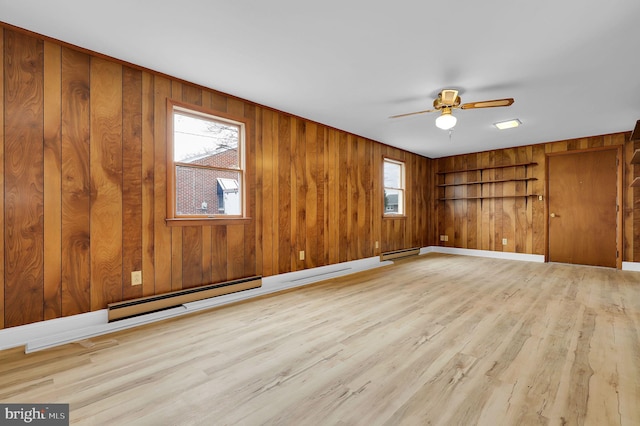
[166,99,248,223]
[383,157,406,218]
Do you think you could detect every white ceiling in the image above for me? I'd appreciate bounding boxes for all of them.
[2,1,640,158]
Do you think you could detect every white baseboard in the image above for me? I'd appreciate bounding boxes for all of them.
[1,256,392,353]
[421,246,545,263]
[622,261,640,272]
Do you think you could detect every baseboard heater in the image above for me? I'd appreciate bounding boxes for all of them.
[380,247,421,261]
[107,276,262,322]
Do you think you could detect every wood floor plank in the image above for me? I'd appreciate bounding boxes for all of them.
[0,254,639,425]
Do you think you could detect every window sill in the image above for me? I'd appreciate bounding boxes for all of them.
[383,215,407,220]
[166,217,252,227]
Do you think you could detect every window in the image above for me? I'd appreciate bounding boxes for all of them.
[167,100,246,220]
[383,158,405,216]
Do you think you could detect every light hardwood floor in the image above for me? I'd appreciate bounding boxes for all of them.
[1,253,639,425]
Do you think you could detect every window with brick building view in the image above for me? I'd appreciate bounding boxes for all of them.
[171,106,245,217]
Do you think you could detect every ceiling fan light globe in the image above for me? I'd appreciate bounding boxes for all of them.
[435,113,457,130]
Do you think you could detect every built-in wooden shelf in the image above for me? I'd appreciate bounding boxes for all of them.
[438,195,540,201]
[631,177,640,187]
[631,150,640,164]
[437,177,538,187]
[436,162,537,175]
[437,162,538,201]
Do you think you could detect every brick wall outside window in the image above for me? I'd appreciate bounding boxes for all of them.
[176,148,239,215]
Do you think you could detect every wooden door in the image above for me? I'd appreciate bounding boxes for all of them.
[548,149,618,267]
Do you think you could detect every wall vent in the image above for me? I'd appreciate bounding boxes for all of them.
[380,247,421,261]
[107,276,262,322]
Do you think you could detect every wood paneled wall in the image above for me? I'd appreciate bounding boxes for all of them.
[435,133,638,260]
[0,25,433,329]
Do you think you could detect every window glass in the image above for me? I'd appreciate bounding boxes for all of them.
[383,158,405,215]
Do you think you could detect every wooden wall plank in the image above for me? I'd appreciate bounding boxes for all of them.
[122,66,143,300]
[182,84,202,106]
[488,151,497,250]
[364,139,374,255]
[624,137,633,262]
[171,228,183,291]
[170,82,183,291]
[227,98,244,117]
[327,130,340,264]
[466,154,478,250]
[443,157,460,247]
[243,104,257,276]
[182,226,202,288]
[247,108,265,275]
[278,115,292,274]
[502,149,515,252]
[153,76,172,295]
[514,146,529,253]
[270,110,281,274]
[141,72,155,297]
[338,133,349,259]
[43,41,62,320]
[294,118,306,271]
[211,92,227,112]
[532,145,546,255]
[211,226,227,283]
[372,142,382,256]
[201,225,212,285]
[493,151,504,252]
[453,156,464,248]
[260,109,275,276]
[348,135,358,260]
[305,122,318,268]
[90,57,123,310]
[0,28,4,329]
[356,138,369,257]
[4,31,45,327]
[316,127,327,264]
[60,47,90,316]
[254,106,265,276]
[227,225,245,280]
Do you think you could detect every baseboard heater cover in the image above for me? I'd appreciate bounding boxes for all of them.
[380,247,421,261]
[107,276,262,322]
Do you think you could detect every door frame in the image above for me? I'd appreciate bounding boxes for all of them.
[545,146,623,268]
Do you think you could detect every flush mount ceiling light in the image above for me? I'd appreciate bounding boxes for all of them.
[494,119,522,130]
[435,108,457,130]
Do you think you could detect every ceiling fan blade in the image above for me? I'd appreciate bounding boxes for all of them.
[389,108,437,119]
[460,98,514,109]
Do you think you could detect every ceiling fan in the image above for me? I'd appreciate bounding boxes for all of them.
[390,89,514,130]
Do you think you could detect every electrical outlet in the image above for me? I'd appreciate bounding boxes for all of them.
[538,195,543,201]
[502,238,508,246]
[444,235,449,242]
[299,251,305,261]
[440,235,445,241]
[375,241,379,249]
[131,271,142,286]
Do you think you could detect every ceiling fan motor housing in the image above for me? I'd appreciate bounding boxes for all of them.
[433,89,461,109]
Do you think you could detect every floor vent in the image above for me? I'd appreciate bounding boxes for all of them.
[380,247,421,261]
[107,276,262,322]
